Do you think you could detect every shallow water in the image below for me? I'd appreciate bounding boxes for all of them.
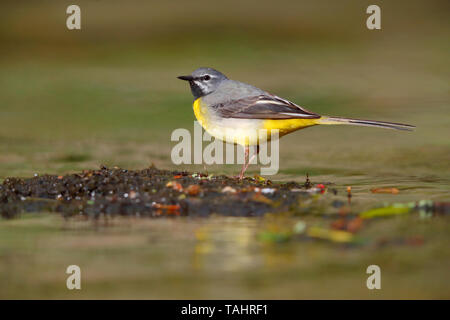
[1,172,448,299]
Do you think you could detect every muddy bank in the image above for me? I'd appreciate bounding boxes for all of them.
[0,165,324,219]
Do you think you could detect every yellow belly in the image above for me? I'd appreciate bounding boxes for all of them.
[263,118,319,136]
[193,98,319,146]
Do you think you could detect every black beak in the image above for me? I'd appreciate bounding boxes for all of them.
[177,75,194,81]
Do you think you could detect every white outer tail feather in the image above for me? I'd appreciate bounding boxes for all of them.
[318,116,415,131]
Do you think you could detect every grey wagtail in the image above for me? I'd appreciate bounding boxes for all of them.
[178,67,415,179]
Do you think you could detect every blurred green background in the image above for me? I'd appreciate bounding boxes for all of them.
[0,0,449,299]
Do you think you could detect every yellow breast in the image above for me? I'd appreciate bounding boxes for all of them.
[193,98,209,130]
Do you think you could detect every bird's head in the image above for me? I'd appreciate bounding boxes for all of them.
[178,67,228,99]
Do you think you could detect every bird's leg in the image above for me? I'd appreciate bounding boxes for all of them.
[243,145,258,172]
[238,146,250,180]
[239,145,260,180]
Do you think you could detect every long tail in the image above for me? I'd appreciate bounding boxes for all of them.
[317,116,415,131]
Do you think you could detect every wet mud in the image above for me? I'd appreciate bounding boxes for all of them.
[0,165,320,219]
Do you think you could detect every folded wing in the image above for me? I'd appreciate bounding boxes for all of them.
[211,95,320,120]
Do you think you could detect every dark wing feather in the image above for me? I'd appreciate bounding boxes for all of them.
[211,95,320,120]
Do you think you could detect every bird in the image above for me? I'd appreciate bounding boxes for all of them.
[178,67,414,179]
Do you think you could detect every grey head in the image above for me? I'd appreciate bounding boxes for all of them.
[178,67,228,99]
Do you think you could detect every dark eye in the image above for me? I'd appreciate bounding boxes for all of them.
[203,75,211,81]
